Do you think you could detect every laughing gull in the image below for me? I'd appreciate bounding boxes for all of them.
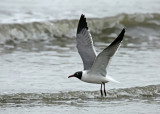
[68,14,125,96]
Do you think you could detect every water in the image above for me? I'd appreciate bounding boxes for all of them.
[0,0,160,114]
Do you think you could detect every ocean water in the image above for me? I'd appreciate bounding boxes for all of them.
[0,0,160,114]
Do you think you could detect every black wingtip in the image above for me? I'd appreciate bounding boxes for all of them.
[81,14,85,17]
[122,28,125,34]
[77,14,88,34]
[108,28,125,47]
[117,28,125,41]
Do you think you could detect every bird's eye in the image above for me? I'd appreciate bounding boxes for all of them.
[76,73,78,75]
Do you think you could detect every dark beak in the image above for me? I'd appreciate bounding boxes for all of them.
[68,75,74,78]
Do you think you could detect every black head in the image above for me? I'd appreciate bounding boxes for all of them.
[68,71,82,80]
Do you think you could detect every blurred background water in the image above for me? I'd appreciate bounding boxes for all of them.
[0,0,160,114]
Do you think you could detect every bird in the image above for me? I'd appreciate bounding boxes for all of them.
[68,14,125,96]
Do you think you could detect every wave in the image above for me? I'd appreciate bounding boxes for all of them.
[0,13,160,46]
[0,85,160,106]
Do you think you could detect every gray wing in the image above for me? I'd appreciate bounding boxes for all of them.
[89,28,125,76]
[76,14,97,70]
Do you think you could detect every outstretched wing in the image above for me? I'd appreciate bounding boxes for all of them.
[89,28,125,76]
[76,14,97,70]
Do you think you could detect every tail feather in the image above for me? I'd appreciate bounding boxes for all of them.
[106,75,120,83]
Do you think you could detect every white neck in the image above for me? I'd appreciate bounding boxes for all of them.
[82,70,89,77]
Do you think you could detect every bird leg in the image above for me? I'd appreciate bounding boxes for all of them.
[104,83,106,96]
[100,84,103,96]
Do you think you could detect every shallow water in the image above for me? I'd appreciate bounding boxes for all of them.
[0,0,160,114]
